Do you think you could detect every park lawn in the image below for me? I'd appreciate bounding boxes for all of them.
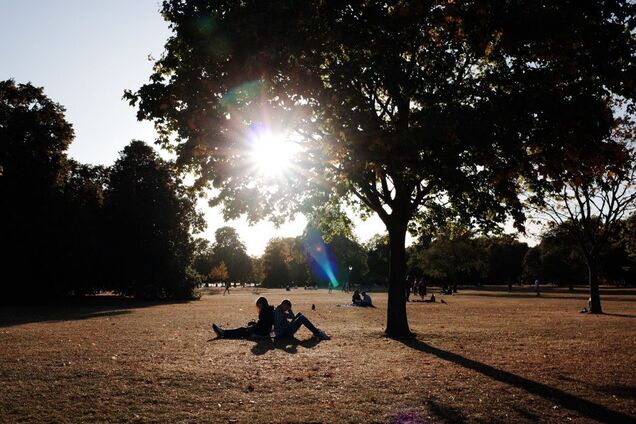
[0,287,635,423]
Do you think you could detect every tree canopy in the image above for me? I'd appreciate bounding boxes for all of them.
[105,140,204,299]
[0,80,75,298]
[128,1,636,335]
[210,226,253,282]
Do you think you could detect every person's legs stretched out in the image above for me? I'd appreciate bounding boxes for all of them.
[213,325,251,339]
[213,297,274,339]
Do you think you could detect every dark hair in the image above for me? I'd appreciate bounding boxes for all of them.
[256,297,269,308]
[281,299,292,308]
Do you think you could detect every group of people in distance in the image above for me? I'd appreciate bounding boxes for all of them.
[351,289,374,307]
[406,276,428,302]
[212,297,331,341]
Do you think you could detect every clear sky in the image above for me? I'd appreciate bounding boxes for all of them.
[0,0,392,255]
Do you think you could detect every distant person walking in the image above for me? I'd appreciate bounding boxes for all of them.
[342,276,350,293]
[405,275,413,302]
[223,280,231,295]
[534,279,540,296]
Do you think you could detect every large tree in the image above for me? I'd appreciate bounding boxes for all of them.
[60,161,109,295]
[0,80,74,298]
[210,226,253,283]
[534,150,636,312]
[261,237,292,287]
[128,1,636,336]
[105,140,204,299]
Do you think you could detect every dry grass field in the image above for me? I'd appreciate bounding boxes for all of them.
[1,286,635,423]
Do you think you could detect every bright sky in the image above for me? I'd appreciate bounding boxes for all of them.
[0,0,391,255]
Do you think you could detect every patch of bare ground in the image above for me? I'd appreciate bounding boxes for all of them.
[1,287,635,423]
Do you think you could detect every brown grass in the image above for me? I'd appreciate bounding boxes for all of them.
[1,287,635,423]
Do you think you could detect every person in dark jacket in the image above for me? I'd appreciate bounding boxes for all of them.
[352,289,363,305]
[273,299,330,340]
[212,297,274,339]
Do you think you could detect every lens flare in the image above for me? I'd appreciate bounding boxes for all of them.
[302,231,339,288]
[247,124,297,177]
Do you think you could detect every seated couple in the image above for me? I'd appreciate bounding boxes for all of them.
[212,297,330,341]
[352,289,374,307]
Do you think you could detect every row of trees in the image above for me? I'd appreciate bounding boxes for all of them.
[2,78,634,305]
[0,80,202,301]
[195,217,636,291]
[409,218,636,288]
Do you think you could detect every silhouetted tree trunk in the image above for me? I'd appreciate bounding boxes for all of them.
[386,219,411,337]
[587,256,603,314]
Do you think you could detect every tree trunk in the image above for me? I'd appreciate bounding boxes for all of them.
[587,258,603,314]
[385,220,411,337]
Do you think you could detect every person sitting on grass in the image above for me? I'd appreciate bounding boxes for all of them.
[352,289,363,306]
[273,299,330,340]
[212,297,274,339]
[360,291,374,307]
[580,297,592,313]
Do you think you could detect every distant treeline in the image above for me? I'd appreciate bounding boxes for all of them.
[408,224,636,288]
[195,220,636,289]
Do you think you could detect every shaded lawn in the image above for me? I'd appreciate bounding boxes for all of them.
[1,288,635,423]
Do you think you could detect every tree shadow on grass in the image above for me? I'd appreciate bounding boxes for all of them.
[459,292,636,302]
[399,338,636,424]
[0,296,191,328]
[602,313,636,318]
[599,384,636,400]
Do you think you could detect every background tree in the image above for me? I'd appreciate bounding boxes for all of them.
[210,226,253,283]
[478,236,529,285]
[410,231,486,285]
[0,80,74,299]
[60,161,109,295]
[524,225,588,288]
[365,234,391,287]
[249,256,265,285]
[534,129,636,312]
[328,235,369,287]
[209,261,229,283]
[521,247,543,285]
[261,238,292,287]
[302,205,368,286]
[127,1,636,335]
[192,238,214,284]
[105,140,203,299]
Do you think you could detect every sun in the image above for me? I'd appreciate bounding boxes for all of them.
[248,128,297,177]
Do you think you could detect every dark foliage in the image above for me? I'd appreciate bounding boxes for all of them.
[104,140,203,299]
[0,80,75,299]
[1,80,203,302]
